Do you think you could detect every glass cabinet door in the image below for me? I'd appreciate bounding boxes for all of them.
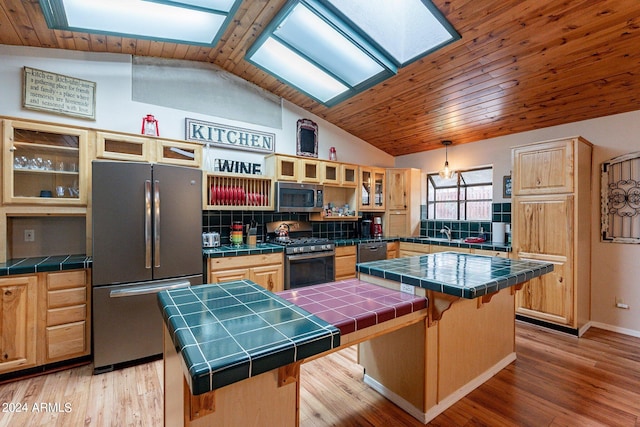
[360,169,372,208]
[4,120,87,204]
[359,167,385,210]
[373,170,385,209]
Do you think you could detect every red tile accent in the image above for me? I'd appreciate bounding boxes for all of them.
[278,279,427,336]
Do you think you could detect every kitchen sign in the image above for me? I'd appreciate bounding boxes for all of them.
[185,118,275,153]
[23,67,96,120]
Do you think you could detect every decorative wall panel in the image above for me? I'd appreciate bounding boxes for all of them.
[601,152,640,243]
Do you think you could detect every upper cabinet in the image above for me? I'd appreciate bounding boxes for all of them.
[512,139,575,195]
[359,167,385,211]
[3,119,88,205]
[385,168,422,236]
[96,131,202,168]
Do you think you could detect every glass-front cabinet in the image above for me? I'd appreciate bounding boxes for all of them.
[359,167,385,211]
[3,120,88,205]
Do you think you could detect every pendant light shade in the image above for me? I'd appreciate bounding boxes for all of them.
[439,140,454,179]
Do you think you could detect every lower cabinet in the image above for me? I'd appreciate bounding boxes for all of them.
[208,253,284,292]
[0,269,91,376]
[398,242,430,257]
[386,242,398,259]
[0,275,38,374]
[335,246,357,280]
[43,270,91,364]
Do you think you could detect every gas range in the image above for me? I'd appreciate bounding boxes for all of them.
[266,221,336,289]
[265,221,334,255]
[272,237,335,255]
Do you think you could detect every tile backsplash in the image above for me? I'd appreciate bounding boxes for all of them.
[420,202,511,242]
[202,211,359,244]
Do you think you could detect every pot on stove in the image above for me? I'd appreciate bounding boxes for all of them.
[275,223,290,241]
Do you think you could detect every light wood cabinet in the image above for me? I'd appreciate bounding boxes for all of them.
[3,119,88,205]
[208,253,284,292]
[96,131,202,168]
[359,167,385,211]
[0,269,92,375]
[385,168,421,237]
[321,161,340,185]
[0,275,38,374]
[335,246,357,280]
[512,137,592,333]
[386,242,398,259]
[512,138,574,195]
[398,242,430,258]
[42,270,91,363]
[340,164,358,187]
[266,155,298,181]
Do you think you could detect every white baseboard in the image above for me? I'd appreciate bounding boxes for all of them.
[589,321,640,338]
[363,352,517,424]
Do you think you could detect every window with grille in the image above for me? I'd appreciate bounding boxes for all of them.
[426,167,493,220]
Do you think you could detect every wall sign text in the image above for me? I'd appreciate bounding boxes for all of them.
[214,158,262,175]
[186,118,275,153]
[23,67,96,120]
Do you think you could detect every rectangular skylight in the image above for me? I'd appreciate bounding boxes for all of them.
[39,0,241,46]
[325,0,459,66]
[246,0,459,107]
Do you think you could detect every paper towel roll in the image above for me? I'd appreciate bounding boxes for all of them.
[492,222,505,244]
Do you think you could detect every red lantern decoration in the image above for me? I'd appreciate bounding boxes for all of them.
[141,114,159,136]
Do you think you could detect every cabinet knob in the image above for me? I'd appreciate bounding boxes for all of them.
[9,146,16,152]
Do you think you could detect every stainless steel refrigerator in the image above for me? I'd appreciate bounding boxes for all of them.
[92,160,203,373]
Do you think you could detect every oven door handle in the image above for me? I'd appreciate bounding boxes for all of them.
[287,251,335,261]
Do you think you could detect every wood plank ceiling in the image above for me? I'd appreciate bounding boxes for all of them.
[1,0,639,156]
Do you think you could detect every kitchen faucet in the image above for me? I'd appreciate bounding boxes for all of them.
[440,225,452,241]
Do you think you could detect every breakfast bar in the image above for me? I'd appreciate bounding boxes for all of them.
[159,252,553,426]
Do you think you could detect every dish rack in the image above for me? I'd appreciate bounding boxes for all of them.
[205,173,273,210]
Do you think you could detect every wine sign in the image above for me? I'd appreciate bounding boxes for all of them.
[214,158,262,175]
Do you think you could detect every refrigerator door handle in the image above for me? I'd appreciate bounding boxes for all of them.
[145,180,152,269]
[154,180,161,268]
[109,280,191,298]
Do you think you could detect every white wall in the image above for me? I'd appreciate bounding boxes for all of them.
[396,110,640,336]
[0,45,394,169]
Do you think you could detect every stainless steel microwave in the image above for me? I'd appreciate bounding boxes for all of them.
[275,182,323,212]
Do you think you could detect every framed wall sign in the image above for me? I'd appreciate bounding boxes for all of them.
[503,175,512,198]
[23,67,96,120]
[296,119,318,158]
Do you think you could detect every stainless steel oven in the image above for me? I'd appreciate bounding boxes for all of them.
[285,249,335,290]
[266,221,335,289]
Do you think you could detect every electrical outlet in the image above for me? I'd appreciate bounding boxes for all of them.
[24,229,35,242]
[400,283,415,295]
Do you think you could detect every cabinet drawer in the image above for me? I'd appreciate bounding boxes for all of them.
[48,287,86,308]
[47,270,87,290]
[46,322,87,360]
[47,304,86,327]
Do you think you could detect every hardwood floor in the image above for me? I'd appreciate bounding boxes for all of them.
[1,322,638,426]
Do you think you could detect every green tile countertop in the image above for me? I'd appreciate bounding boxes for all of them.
[158,280,340,396]
[334,237,511,252]
[356,252,553,299]
[0,254,92,276]
[202,243,284,258]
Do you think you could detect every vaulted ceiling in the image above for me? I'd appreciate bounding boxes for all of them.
[1,0,639,156]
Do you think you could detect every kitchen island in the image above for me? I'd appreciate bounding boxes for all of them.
[159,252,552,426]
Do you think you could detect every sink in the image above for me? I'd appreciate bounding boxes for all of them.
[421,237,463,244]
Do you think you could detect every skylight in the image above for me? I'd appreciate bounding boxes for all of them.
[246,0,459,106]
[39,0,241,46]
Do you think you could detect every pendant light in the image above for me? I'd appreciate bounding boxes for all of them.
[439,140,454,179]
